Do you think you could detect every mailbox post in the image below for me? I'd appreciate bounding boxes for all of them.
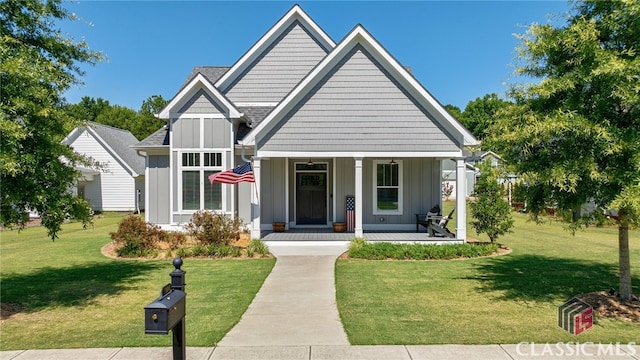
[145,258,186,360]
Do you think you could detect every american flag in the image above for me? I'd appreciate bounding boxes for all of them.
[346,196,355,232]
[208,162,255,184]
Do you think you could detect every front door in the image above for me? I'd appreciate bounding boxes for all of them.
[296,172,327,225]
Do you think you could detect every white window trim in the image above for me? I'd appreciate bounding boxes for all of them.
[178,150,226,213]
[372,159,403,215]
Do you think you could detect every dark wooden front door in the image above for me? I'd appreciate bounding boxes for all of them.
[296,172,327,225]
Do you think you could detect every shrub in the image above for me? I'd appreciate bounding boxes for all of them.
[191,244,206,257]
[348,237,367,253]
[166,232,187,250]
[186,210,245,246]
[246,239,269,257]
[175,247,189,258]
[110,215,165,257]
[347,242,499,260]
[470,163,514,243]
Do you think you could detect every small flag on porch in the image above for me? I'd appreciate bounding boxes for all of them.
[346,196,355,232]
[208,162,255,184]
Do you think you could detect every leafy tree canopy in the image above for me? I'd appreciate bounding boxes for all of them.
[487,0,639,299]
[446,94,512,141]
[1,0,102,238]
[64,95,166,140]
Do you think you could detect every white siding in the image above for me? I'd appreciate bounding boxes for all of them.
[70,130,136,211]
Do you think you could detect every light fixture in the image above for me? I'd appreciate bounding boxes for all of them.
[389,158,396,165]
[307,159,314,166]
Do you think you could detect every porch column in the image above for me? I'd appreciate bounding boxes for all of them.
[354,157,363,237]
[251,157,261,239]
[455,158,467,242]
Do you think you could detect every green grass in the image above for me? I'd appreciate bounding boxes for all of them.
[0,213,275,350]
[336,203,640,344]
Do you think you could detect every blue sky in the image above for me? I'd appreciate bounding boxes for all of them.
[60,1,571,111]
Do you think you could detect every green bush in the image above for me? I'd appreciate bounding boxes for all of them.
[246,239,269,257]
[186,210,244,246]
[110,215,166,257]
[347,240,499,260]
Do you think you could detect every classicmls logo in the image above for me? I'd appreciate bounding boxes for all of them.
[558,297,593,335]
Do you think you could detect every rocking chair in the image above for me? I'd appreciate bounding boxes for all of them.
[428,208,455,238]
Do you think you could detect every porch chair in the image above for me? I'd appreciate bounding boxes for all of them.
[428,208,455,238]
[416,204,441,232]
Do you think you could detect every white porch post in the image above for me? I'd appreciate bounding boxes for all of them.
[354,157,363,237]
[251,157,261,239]
[455,158,467,242]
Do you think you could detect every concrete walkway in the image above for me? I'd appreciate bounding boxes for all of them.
[218,242,349,346]
[3,344,639,359]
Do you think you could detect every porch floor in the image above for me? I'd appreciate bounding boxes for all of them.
[261,229,461,242]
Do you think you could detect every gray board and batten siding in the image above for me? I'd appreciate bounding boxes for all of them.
[147,155,170,224]
[257,45,460,153]
[223,20,331,103]
[256,157,441,228]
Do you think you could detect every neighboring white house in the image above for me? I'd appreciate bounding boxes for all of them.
[63,122,145,212]
[442,149,504,199]
[134,5,478,241]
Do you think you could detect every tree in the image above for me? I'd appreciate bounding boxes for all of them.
[1,0,102,238]
[470,163,514,244]
[487,0,639,299]
[64,95,166,140]
[461,93,511,140]
[137,95,167,139]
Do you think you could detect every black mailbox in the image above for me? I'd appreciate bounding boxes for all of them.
[144,289,186,335]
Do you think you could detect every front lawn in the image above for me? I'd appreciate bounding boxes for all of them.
[336,206,640,344]
[0,213,275,350]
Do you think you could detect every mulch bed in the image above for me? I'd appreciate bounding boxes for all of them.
[576,291,640,323]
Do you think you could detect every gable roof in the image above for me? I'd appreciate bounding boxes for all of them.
[133,125,170,149]
[241,25,479,150]
[63,122,145,176]
[158,73,241,119]
[178,66,230,93]
[214,5,335,94]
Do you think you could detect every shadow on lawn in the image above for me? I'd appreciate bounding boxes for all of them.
[470,254,638,302]
[0,261,163,318]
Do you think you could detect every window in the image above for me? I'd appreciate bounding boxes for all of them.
[180,152,223,211]
[373,160,402,214]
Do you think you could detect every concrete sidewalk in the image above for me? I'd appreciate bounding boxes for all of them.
[3,344,639,359]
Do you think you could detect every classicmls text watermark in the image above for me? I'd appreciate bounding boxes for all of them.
[558,297,593,335]
[516,342,637,357]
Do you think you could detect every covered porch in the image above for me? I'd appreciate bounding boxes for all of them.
[249,156,469,242]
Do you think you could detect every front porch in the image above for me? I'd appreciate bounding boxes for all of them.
[261,229,464,243]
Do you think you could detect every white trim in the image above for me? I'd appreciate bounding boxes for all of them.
[241,25,478,148]
[293,161,330,226]
[215,5,335,92]
[144,156,150,222]
[372,160,403,215]
[251,158,262,239]
[363,223,414,231]
[175,113,229,120]
[256,151,462,158]
[332,157,337,223]
[455,158,467,242]
[354,157,363,237]
[285,157,290,230]
[176,150,226,213]
[159,73,241,119]
[234,102,280,107]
